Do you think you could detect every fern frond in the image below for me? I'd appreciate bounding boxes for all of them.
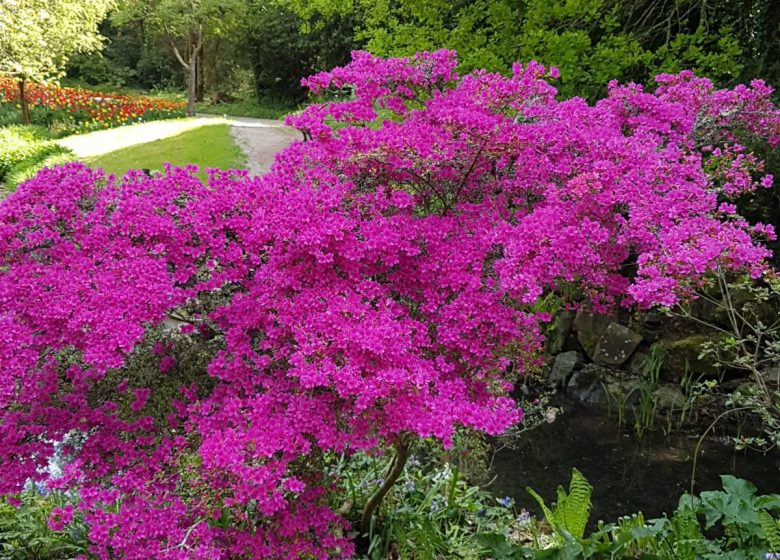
[759,509,780,552]
[527,468,593,541]
[553,467,593,539]
[527,486,556,529]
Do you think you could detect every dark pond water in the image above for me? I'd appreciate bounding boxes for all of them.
[491,398,780,523]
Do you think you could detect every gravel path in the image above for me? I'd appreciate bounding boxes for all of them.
[56,114,300,176]
[1,115,300,200]
[224,116,300,175]
[56,118,216,158]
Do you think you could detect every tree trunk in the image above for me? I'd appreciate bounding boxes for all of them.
[185,25,204,116]
[212,38,222,93]
[196,48,204,102]
[163,23,202,117]
[187,54,197,117]
[18,79,30,125]
[359,435,410,535]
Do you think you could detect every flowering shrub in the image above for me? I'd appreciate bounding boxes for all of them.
[0,51,778,558]
[0,77,186,131]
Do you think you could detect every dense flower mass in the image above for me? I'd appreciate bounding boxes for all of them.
[0,51,778,558]
[0,77,186,130]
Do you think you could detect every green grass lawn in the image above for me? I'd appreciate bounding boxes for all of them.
[195,98,298,120]
[88,124,245,181]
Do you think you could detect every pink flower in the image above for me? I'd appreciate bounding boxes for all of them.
[130,388,151,412]
[284,477,306,493]
[159,355,176,373]
[48,505,74,531]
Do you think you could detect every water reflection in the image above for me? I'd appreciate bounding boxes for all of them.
[491,397,780,523]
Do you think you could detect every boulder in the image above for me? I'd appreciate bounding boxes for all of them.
[566,364,644,406]
[755,365,780,389]
[653,384,686,411]
[627,351,650,377]
[593,323,643,366]
[548,311,575,355]
[549,350,582,387]
[573,310,613,359]
[566,364,612,405]
[658,335,720,382]
[640,310,665,331]
[612,378,643,405]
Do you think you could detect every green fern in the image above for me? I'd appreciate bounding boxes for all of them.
[527,467,593,539]
[759,510,780,552]
[527,486,556,530]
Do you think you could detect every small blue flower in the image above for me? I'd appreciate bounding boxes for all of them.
[498,496,512,507]
[517,509,532,528]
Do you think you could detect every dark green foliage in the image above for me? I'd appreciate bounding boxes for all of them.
[66,19,182,90]
[0,489,88,560]
[480,471,780,559]
[244,2,359,103]
[357,0,779,100]
[618,0,780,87]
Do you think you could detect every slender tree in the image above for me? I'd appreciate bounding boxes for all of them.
[0,0,114,124]
[115,0,244,116]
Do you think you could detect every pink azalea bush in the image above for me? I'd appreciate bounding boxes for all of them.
[0,50,778,558]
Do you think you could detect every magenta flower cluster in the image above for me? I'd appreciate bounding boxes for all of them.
[0,50,777,558]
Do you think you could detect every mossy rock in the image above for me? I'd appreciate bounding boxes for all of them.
[593,323,643,367]
[547,310,575,355]
[573,310,614,359]
[658,335,721,382]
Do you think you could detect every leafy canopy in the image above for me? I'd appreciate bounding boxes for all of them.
[0,0,114,81]
[282,0,775,99]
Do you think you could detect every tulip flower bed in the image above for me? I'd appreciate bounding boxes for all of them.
[0,51,778,559]
[0,77,186,131]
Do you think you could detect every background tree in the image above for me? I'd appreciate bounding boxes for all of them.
[113,0,245,116]
[244,0,359,104]
[279,0,778,100]
[0,0,114,123]
[66,17,182,91]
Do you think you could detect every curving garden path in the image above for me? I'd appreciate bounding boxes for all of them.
[56,114,301,175]
[0,115,300,201]
[222,115,300,175]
